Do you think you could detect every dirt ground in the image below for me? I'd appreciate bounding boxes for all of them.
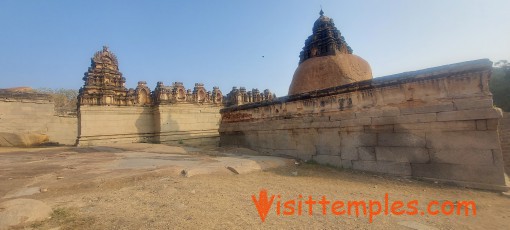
[0,143,509,229]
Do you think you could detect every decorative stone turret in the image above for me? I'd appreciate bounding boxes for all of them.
[152,81,222,105]
[288,10,373,95]
[225,86,275,106]
[193,83,207,103]
[135,81,151,105]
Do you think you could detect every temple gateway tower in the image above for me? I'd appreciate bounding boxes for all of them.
[288,10,373,95]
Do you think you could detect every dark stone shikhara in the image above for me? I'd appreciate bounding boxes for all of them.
[299,10,353,64]
[78,46,273,107]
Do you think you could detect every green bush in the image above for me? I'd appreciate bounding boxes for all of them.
[490,60,510,112]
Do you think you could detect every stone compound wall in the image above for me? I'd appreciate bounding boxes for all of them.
[0,93,77,146]
[499,112,510,174]
[220,59,507,191]
[77,106,155,145]
[77,104,222,146]
[154,104,221,146]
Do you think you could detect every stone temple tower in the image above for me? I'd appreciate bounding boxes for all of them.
[288,10,372,95]
[78,46,152,106]
[79,46,129,105]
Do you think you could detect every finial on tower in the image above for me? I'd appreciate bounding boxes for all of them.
[319,7,324,16]
[102,46,109,52]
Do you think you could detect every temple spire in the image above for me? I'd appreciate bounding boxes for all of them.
[298,11,352,64]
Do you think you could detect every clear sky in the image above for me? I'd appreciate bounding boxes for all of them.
[0,0,509,96]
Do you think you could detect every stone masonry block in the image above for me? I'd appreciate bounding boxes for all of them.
[358,147,376,161]
[352,161,412,176]
[340,117,372,127]
[396,113,437,124]
[375,147,429,163]
[313,154,342,167]
[411,163,505,185]
[430,149,494,165]
[340,147,358,160]
[437,108,502,122]
[426,130,500,150]
[476,120,487,130]
[340,132,377,147]
[342,160,353,169]
[378,132,426,147]
[355,109,383,118]
[372,113,436,125]
[487,119,499,130]
[400,103,454,115]
[453,98,493,110]
[381,107,400,117]
[364,125,394,133]
[371,116,397,125]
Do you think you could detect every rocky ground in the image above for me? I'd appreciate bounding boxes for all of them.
[0,143,509,229]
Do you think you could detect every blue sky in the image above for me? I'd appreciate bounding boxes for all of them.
[0,0,509,96]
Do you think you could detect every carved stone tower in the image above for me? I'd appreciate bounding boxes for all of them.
[299,9,353,64]
[288,10,373,95]
[79,46,134,105]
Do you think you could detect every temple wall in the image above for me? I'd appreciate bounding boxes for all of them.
[154,104,222,146]
[0,95,77,146]
[77,104,222,146]
[500,112,510,173]
[77,106,155,145]
[219,59,507,191]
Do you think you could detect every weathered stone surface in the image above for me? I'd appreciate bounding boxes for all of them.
[499,112,510,173]
[378,133,426,147]
[355,109,383,118]
[313,154,342,167]
[358,147,376,161]
[425,130,500,149]
[352,161,412,176]
[0,97,77,146]
[453,98,493,110]
[341,147,358,160]
[364,125,394,133]
[0,132,49,147]
[397,113,437,124]
[411,163,505,185]
[316,129,340,155]
[375,147,429,163]
[476,120,487,130]
[394,121,476,132]
[340,117,372,127]
[372,113,436,125]
[400,103,453,115]
[430,149,494,165]
[340,132,377,147]
[437,108,502,121]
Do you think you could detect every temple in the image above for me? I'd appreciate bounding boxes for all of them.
[0,10,506,191]
[76,46,274,146]
[288,10,372,95]
[219,11,508,191]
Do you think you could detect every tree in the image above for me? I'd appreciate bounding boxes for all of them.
[35,88,79,115]
[490,60,510,112]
